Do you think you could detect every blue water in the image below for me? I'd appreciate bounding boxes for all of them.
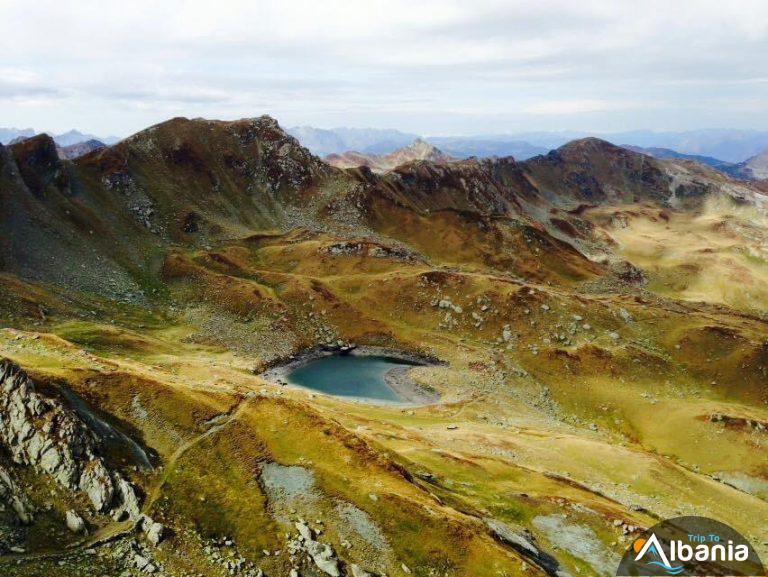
[286,355,418,402]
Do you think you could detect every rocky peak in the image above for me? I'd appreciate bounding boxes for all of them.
[550,137,628,163]
[7,133,69,196]
[522,136,671,205]
[326,138,455,173]
[388,139,454,167]
[9,133,60,171]
[402,138,446,158]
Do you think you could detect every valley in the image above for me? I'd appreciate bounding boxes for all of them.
[0,115,766,577]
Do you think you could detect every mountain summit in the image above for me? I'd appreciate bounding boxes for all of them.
[325,138,455,172]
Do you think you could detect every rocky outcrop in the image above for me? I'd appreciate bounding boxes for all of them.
[0,359,141,519]
[0,465,33,524]
[485,518,570,577]
[113,474,142,521]
[294,520,341,576]
[140,514,165,546]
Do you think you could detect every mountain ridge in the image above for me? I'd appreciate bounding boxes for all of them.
[2,114,768,576]
[3,117,765,299]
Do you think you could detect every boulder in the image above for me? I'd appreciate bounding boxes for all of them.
[304,540,340,576]
[65,509,86,533]
[350,565,374,577]
[141,515,166,546]
[112,474,141,520]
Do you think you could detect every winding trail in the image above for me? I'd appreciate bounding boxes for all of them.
[141,396,253,514]
[0,396,253,564]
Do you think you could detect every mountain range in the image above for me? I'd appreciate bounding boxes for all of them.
[624,144,768,181]
[0,127,120,147]
[289,125,768,164]
[0,115,767,577]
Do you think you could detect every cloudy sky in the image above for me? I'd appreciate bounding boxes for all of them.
[2,0,768,137]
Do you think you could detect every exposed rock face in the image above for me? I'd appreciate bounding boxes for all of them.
[374,155,536,217]
[80,460,115,512]
[0,465,33,524]
[485,518,570,577]
[0,359,140,518]
[113,475,142,520]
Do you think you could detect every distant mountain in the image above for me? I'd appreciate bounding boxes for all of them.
[57,139,107,160]
[5,135,106,160]
[51,129,104,147]
[326,138,454,172]
[445,129,768,164]
[426,137,547,160]
[732,148,768,180]
[289,126,547,160]
[289,126,768,164]
[1,127,121,147]
[0,127,35,144]
[622,145,737,173]
[618,129,768,164]
[288,126,419,156]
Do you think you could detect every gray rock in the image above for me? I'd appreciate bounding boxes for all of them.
[295,520,313,541]
[484,517,568,577]
[141,515,165,546]
[80,460,115,511]
[618,308,633,322]
[0,465,33,524]
[112,475,141,520]
[304,540,340,576]
[294,520,339,576]
[350,565,374,577]
[65,509,86,533]
[134,553,150,570]
[0,359,126,514]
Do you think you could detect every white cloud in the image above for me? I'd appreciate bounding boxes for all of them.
[523,99,654,116]
[0,0,766,135]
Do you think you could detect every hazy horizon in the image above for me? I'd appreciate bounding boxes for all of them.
[7,121,768,144]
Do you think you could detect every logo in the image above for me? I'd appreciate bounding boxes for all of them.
[616,516,764,576]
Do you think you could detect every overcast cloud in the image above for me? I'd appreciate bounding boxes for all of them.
[2,0,768,137]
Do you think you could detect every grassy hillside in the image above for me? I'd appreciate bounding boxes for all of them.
[1,117,767,577]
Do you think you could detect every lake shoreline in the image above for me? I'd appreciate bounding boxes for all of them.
[259,346,442,406]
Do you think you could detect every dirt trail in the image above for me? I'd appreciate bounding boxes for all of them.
[0,396,253,564]
[141,396,253,513]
